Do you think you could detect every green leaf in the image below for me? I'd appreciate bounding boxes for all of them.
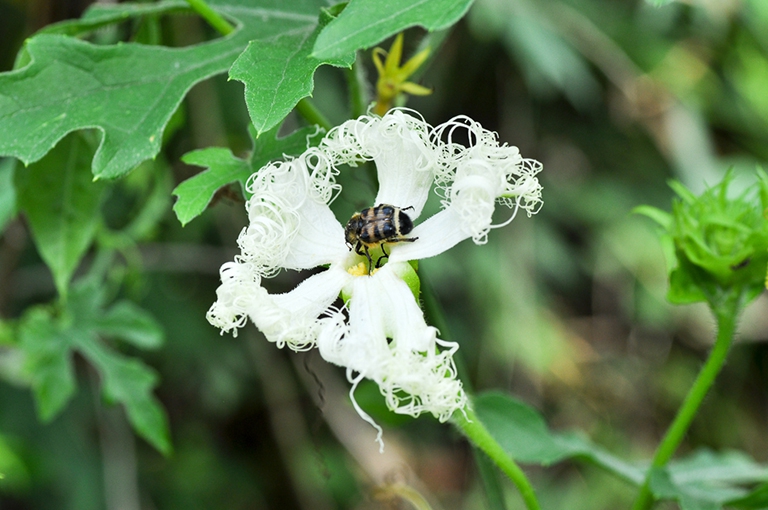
[0,0,335,179]
[18,307,76,421]
[37,0,190,38]
[473,392,643,484]
[230,9,355,135]
[76,339,171,456]
[649,468,723,510]
[17,280,170,454]
[174,123,324,225]
[633,205,672,230]
[0,158,16,232]
[14,133,105,298]
[728,483,768,508]
[312,0,474,59]
[95,301,164,350]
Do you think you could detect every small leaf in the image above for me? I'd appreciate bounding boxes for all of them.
[230,11,355,134]
[14,133,105,298]
[95,301,164,350]
[312,0,474,60]
[174,124,324,225]
[76,339,171,456]
[18,307,76,421]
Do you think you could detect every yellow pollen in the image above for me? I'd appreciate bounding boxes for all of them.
[347,262,378,277]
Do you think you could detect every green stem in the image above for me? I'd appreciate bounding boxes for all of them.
[295,98,333,131]
[452,406,541,510]
[631,290,744,510]
[345,59,369,118]
[184,0,234,36]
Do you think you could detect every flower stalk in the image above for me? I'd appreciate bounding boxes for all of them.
[452,406,541,510]
[631,288,744,510]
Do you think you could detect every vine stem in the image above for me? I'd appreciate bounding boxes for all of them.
[452,405,541,510]
[184,0,234,36]
[295,98,333,131]
[631,290,744,510]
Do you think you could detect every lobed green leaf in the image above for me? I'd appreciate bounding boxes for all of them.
[312,0,474,59]
[0,0,335,179]
[230,9,355,135]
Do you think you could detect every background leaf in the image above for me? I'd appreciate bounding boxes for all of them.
[18,307,76,421]
[474,391,643,484]
[174,123,324,225]
[312,0,474,59]
[13,133,105,297]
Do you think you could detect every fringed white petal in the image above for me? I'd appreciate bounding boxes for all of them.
[239,148,344,276]
[207,261,351,351]
[250,265,352,351]
[423,115,543,245]
[317,263,466,431]
[322,109,437,219]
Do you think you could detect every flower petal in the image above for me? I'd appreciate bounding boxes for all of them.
[322,110,437,218]
[371,111,437,218]
[208,261,351,351]
[317,263,466,423]
[239,149,345,274]
[388,207,473,262]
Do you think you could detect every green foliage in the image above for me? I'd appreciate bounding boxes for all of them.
[13,133,105,298]
[18,279,169,454]
[312,0,474,59]
[173,123,325,225]
[476,392,768,510]
[230,6,355,134]
[0,0,338,179]
[2,0,768,507]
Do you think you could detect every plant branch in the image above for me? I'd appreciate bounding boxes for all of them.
[184,0,234,36]
[631,289,744,510]
[295,98,333,131]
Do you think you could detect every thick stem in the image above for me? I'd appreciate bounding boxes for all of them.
[184,0,234,36]
[452,406,541,510]
[631,290,743,510]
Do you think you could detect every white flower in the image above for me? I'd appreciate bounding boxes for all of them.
[207,109,542,450]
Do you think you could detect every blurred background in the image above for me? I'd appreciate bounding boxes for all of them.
[1,0,768,508]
